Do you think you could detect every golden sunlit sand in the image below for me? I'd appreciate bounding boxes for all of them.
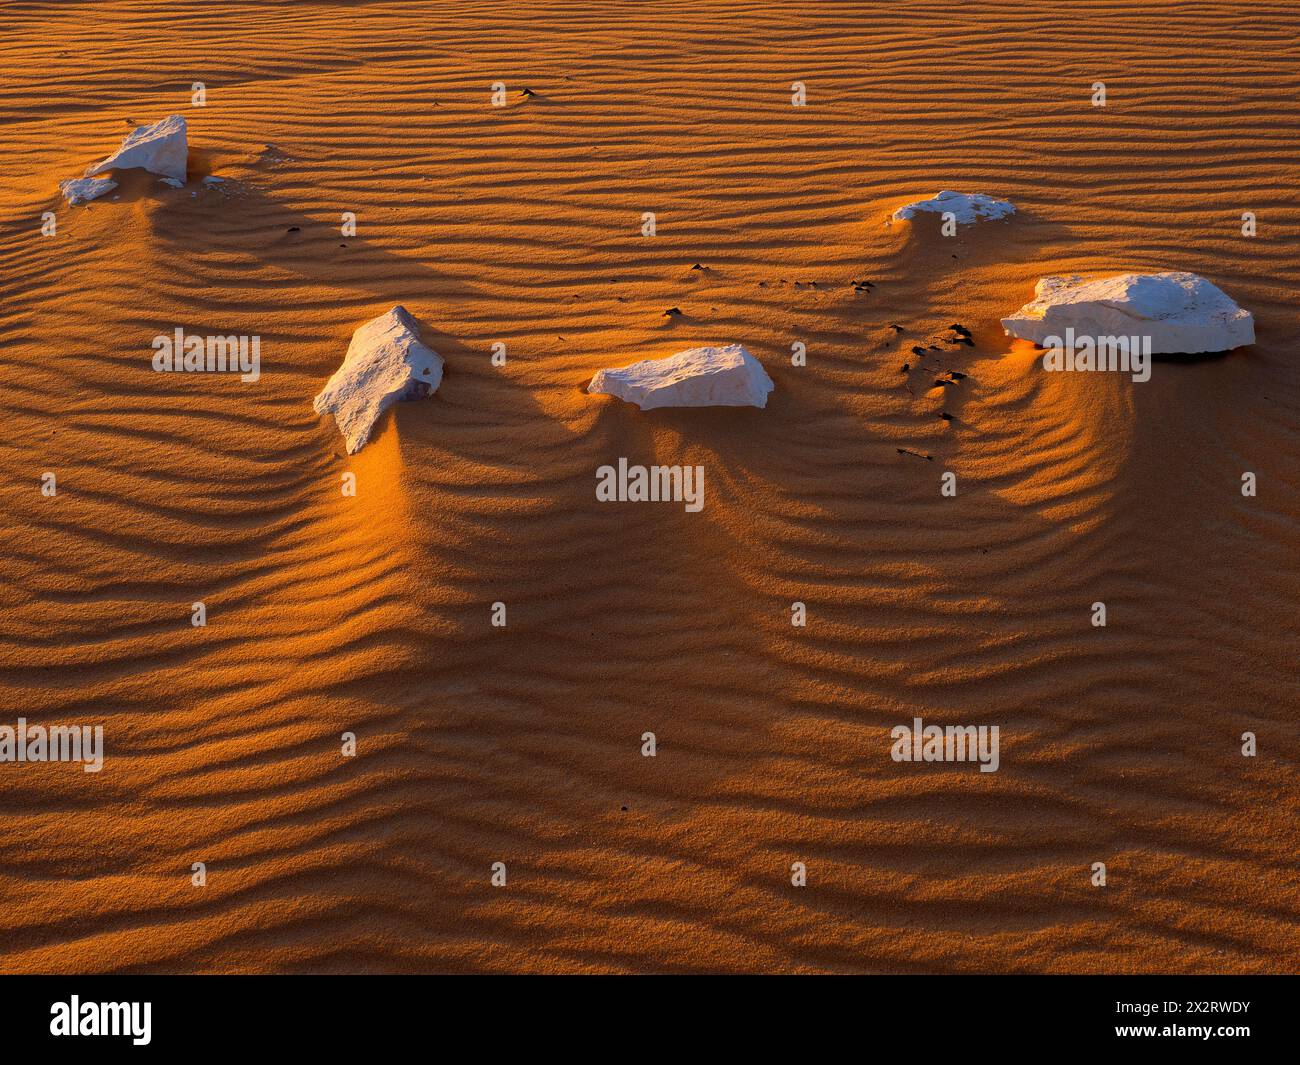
[0,1,1297,974]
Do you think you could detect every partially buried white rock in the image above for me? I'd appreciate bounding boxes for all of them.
[893,190,1015,224]
[313,306,444,454]
[1001,271,1254,354]
[588,344,773,410]
[84,114,188,183]
[60,176,117,206]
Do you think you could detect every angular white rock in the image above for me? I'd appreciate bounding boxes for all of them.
[1001,272,1254,354]
[588,344,774,410]
[892,190,1015,224]
[313,306,443,454]
[60,176,117,206]
[84,115,188,183]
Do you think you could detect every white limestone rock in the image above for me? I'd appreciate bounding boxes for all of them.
[892,190,1015,224]
[1001,272,1254,354]
[84,115,188,183]
[588,344,774,410]
[313,306,444,454]
[60,176,117,206]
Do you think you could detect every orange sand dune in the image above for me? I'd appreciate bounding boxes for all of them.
[0,1,1297,973]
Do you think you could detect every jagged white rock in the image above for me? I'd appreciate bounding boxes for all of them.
[313,306,443,454]
[1001,272,1254,354]
[60,176,117,206]
[588,344,774,410]
[84,115,188,183]
[892,190,1015,225]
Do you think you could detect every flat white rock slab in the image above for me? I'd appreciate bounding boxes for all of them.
[588,344,773,410]
[84,114,188,183]
[1001,271,1254,354]
[893,190,1015,224]
[60,176,117,206]
[314,305,444,454]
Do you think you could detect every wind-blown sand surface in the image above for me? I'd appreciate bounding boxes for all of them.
[1,1,1297,973]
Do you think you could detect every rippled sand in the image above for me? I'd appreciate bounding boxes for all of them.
[1,1,1297,973]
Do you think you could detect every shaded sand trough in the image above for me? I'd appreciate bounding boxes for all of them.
[0,1,1298,973]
